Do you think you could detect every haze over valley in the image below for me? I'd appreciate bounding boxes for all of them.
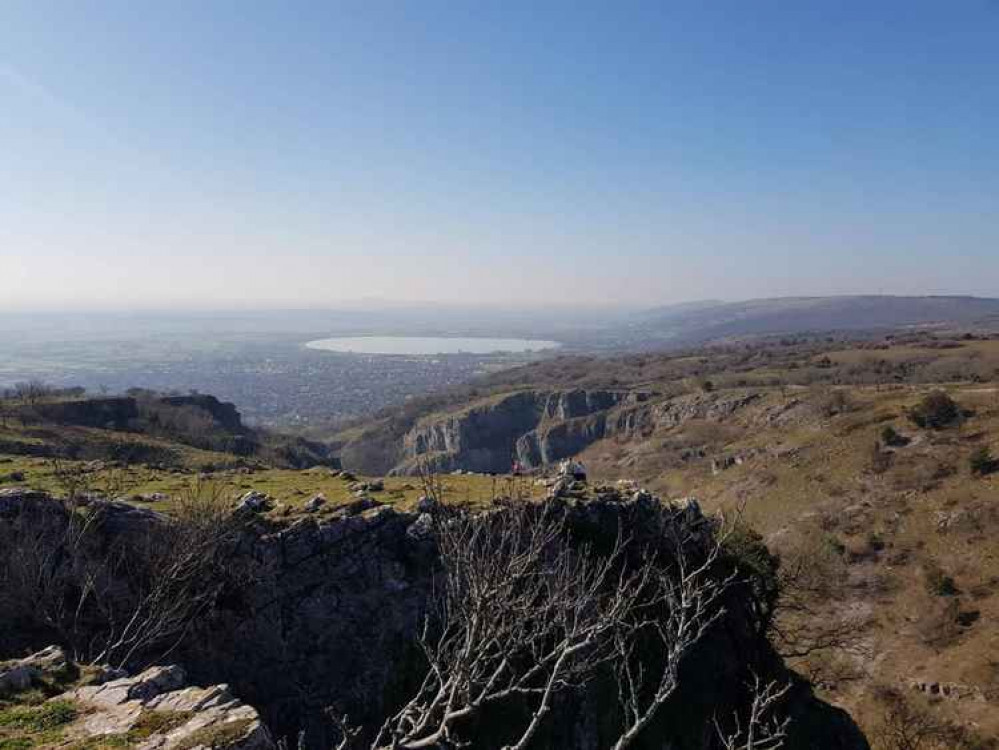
[4,295,998,430]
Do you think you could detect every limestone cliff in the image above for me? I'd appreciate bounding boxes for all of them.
[0,646,274,750]
[389,388,761,475]
[0,488,869,750]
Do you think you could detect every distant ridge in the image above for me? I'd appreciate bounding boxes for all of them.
[632,294,999,344]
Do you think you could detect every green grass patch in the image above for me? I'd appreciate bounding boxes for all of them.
[64,735,133,750]
[0,455,517,520]
[0,701,77,732]
[0,699,78,749]
[172,718,253,750]
[0,738,34,750]
[127,710,194,740]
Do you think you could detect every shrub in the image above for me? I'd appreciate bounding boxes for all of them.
[969,446,997,476]
[924,563,958,597]
[874,688,946,750]
[908,390,960,429]
[880,425,909,447]
[869,440,892,474]
[817,388,854,417]
[722,523,780,598]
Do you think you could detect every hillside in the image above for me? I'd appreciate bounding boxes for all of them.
[624,295,999,347]
[1,487,867,750]
[335,330,999,473]
[3,334,999,747]
[0,389,334,471]
[335,332,999,747]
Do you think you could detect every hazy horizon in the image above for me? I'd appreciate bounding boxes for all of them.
[3,1,998,311]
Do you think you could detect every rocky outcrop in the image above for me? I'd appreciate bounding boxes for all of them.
[0,488,868,750]
[0,646,273,749]
[67,664,274,749]
[651,391,761,429]
[399,390,543,473]
[15,397,140,430]
[159,394,250,434]
[0,645,70,694]
[393,389,634,474]
[392,389,762,475]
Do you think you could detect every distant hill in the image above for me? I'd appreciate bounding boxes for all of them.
[629,295,999,345]
[0,390,335,470]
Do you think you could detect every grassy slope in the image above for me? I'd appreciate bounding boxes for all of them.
[576,382,999,741]
[0,452,514,517]
[4,335,999,745]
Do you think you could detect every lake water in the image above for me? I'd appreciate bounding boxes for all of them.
[305,336,561,355]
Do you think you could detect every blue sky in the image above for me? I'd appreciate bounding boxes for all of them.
[2,1,997,310]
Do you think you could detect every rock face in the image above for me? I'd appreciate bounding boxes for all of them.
[162,496,868,749]
[393,389,635,474]
[0,489,868,750]
[237,490,271,513]
[67,664,274,749]
[159,394,249,434]
[1,645,272,750]
[398,391,549,474]
[391,389,760,475]
[20,397,140,430]
[0,645,69,693]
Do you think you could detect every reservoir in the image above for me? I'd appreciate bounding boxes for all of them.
[305,336,561,355]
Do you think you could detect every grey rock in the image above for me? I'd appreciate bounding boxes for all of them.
[0,646,68,693]
[66,661,274,749]
[631,489,653,503]
[304,494,326,513]
[237,491,270,513]
[333,496,383,516]
[416,494,438,514]
[73,665,187,707]
[406,513,435,541]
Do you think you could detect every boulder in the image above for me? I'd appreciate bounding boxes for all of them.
[304,494,326,513]
[333,496,384,517]
[631,489,653,503]
[237,491,270,513]
[406,513,435,542]
[0,645,68,693]
[67,662,274,749]
[416,494,438,514]
[547,477,570,499]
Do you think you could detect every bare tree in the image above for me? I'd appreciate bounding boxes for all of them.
[13,379,51,406]
[358,502,647,750]
[0,479,247,669]
[330,498,742,750]
[873,690,948,750]
[88,481,246,668]
[611,516,736,750]
[715,675,791,750]
[769,526,871,667]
